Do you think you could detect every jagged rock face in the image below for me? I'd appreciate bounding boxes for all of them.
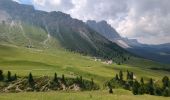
[0,0,130,60]
[86,20,121,41]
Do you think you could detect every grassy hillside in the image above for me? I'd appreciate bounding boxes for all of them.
[0,44,170,85]
[0,90,170,100]
[0,42,170,99]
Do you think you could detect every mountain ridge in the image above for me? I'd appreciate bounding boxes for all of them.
[0,0,131,63]
[86,19,170,63]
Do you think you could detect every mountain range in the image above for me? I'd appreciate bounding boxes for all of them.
[0,0,130,63]
[86,20,170,64]
[0,0,169,64]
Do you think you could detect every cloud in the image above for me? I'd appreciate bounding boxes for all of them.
[117,0,170,44]
[32,0,74,12]
[13,0,170,44]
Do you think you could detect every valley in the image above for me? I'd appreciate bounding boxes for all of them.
[0,0,170,99]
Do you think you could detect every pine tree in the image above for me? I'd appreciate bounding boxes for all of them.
[119,70,123,81]
[7,71,11,82]
[115,74,119,81]
[147,78,154,95]
[138,77,145,94]
[13,74,17,80]
[130,72,134,80]
[138,85,145,95]
[80,76,83,84]
[61,74,65,84]
[132,80,140,95]
[127,70,130,80]
[28,72,34,86]
[140,77,144,85]
[53,73,58,82]
[0,70,4,81]
[162,76,169,89]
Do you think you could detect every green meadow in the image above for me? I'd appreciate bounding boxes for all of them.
[0,43,170,100]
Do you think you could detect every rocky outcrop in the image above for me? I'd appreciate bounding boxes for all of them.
[0,76,99,93]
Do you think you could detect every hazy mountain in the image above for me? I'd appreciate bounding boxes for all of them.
[87,20,134,48]
[86,19,170,64]
[127,43,170,64]
[0,0,130,61]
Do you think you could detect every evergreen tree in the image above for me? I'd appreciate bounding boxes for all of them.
[140,77,144,85]
[119,70,123,81]
[162,76,169,89]
[138,85,145,95]
[0,70,4,81]
[130,72,134,80]
[13,74,17,80]
[147,78,155,95]
[127,70,130,80]
[61,74,65,84]
[132,80,140,95]
[28,72,34,86]
[7,71,12,82]
[115,74,119,81]
[80,76,83,84]
[138,77,145,95]
[124,82,130,90]
[53,73,58,82]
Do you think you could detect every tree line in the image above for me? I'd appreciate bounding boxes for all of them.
[0,70,99,91]
[108,70,170,97]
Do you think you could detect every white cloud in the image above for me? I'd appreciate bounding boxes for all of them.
[32,0,74,12]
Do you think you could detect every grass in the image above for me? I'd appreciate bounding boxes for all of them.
[0,44,170,86]
[0,89,170,100]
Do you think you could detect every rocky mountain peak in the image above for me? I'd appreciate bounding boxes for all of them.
[86,20,121,41]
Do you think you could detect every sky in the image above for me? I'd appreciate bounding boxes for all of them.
[13,0,170,44]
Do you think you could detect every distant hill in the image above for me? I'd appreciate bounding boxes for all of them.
[127,43,170,64]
